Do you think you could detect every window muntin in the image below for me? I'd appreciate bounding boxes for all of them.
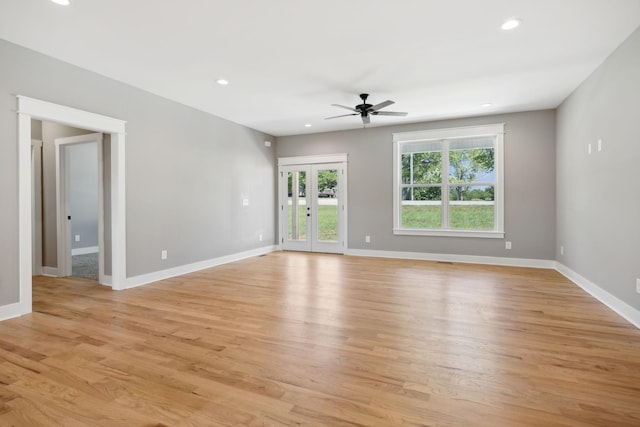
[393,124,504,238]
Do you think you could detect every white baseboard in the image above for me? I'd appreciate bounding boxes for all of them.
[100,275,112,287]
[0,301,29,322]
[42,266,58,277]
[72,246,99,256]
[346,248,555,269]
[124,245,277,290]
[555,262,640,329]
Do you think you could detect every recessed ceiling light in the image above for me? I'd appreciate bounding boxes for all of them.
[51,0,70,5]
[481,103,493,108]
[216,79,229,86]
[501,18,521,31]
[304,124,312,128]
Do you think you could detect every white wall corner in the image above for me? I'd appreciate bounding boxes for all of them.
[554,262,640,329]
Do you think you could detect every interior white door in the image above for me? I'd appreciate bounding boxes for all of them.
[280,162,345,254]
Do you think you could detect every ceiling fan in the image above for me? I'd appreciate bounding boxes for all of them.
[325,93,408,125]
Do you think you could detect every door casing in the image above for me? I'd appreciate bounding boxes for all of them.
[31,139,43,276]
[11,96,127,320]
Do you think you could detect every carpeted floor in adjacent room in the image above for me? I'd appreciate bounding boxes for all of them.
[72,252,98,281]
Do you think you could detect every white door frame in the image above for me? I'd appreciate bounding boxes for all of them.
[14,96,127,318]
[55,134,104,282]
[278,154,348,254]
[31,139,43,276]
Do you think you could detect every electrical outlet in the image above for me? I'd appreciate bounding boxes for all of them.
[636,278,640,294]
[560,245,564,255]
[161,250,167,260]
[75,234,80,242]
[597,138,602,152]
[259,234,263,242]
[243,198,249,207]
[365,235,371,243]
[505,241,512,250]
[588,143,592,155]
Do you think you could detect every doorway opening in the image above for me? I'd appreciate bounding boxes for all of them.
[14,96,127,318]
[278,154,348,254]
[56,133,103,282]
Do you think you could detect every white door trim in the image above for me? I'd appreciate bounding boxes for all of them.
[31,140,43,276]
[55,133,104,282]
[16,96,127,317]
[278,153,348,166]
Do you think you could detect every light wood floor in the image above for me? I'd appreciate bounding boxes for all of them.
[1,252,639,426]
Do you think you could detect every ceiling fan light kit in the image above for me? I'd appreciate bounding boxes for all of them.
[326,93,408,125]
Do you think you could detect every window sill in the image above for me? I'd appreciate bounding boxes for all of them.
[393,228,505,239]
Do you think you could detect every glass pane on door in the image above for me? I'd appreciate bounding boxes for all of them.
[316,169,338,242]
[287,170,307,241]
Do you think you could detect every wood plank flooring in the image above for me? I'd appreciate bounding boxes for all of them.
[1,251,639,426]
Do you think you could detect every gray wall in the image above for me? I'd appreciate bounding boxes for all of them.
[69,142,99,251]
[31,119,42,140]
[0,39,276,306]
[556,27,640,311]
[276,110,557,260]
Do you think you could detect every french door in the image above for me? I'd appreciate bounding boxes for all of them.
[279,157,347,253]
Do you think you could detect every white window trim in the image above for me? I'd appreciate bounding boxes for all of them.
[392,123,505,238]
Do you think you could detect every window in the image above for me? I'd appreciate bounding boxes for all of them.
[393,124,504,238]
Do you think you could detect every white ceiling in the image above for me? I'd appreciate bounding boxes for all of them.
[1,1,640,137]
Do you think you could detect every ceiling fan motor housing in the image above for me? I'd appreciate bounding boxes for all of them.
[358,104,373,115]
[358,93,371,115]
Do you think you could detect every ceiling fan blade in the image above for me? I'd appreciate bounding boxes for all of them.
[368,100,394,111]
[331,104,358,112]
[373,111,408,116]
[325,113,358,120]
[361,115,370,125]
